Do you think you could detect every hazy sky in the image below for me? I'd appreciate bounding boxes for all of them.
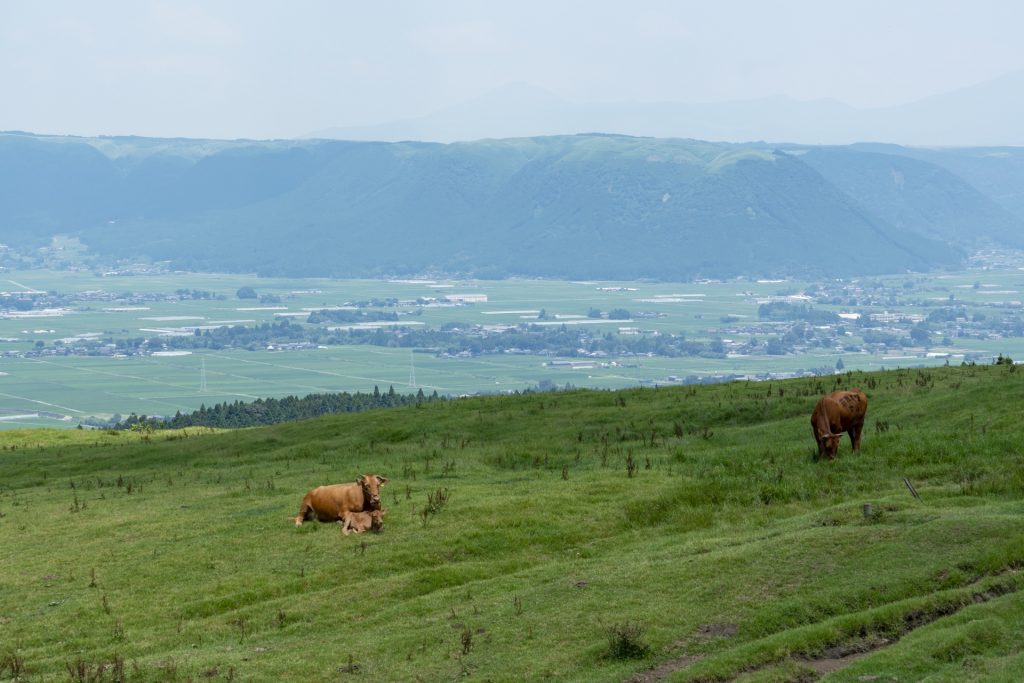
[3,0,1023,139]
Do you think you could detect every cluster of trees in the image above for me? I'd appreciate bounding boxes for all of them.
[306,309,400,324]
[1,297,36,311]
[71,321,316,356]
[116,386,442,430]
[585,307,631,319]
[165,320,309,351]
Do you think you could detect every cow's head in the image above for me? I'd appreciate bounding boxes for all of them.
[818,431,842,459]
[370,509,385,533]
[356,474,388,509]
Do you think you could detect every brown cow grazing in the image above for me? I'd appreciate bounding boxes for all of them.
[340,509,385,535]
[811,389,868,459]
[293,474,388,527]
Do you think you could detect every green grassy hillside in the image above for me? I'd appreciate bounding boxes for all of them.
[2,364,1024,681]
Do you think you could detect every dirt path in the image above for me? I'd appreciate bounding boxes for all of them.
[625,577,1019,682]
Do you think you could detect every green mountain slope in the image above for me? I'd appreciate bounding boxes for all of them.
[848,143,1024,222]
[0,134,119,239]
[794,146,1024,248]
[1,365,1023,681]
[6,132,1024,278]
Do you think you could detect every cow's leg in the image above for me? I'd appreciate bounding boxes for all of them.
[851,421,864,452]
[294,495,313,527]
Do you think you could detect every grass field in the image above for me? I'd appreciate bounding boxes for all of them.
[1,267,1023,427]
[1,363,1023,681]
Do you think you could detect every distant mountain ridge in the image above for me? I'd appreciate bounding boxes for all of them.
[307,72,1024,147]
[2,131,1023,280]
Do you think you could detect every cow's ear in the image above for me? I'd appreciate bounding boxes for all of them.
[377,476,389,486]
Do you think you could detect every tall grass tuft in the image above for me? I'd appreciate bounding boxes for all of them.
[604,621,651,660]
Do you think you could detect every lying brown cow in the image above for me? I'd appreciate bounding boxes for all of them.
[811,389,868,459]
[293,474,388,527]
[340,509,385,535]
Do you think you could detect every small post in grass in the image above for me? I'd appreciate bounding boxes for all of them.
[903,478,920,499]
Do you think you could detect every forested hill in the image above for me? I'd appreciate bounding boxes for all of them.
[3,131,1024,279]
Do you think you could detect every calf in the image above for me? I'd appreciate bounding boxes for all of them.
[293,474,388,526]
[811,389,868,459]
[340,509,385,535]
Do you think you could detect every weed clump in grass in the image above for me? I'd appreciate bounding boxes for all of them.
[420,487,450,526]
[1,652,27,679]
[229,617,249,642]
[604,621,651,660]
[65,654,125,682]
